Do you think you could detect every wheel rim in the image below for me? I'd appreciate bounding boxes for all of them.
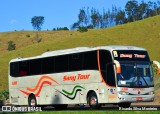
[30,99,36,106]
[90,96,97,106]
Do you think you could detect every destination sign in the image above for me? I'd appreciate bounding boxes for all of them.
[112,50,150,61]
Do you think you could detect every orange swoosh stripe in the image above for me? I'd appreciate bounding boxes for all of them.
[19,81,52,97]
[35,81,52,97]
[27,75,60,92]
[19,89,30,96]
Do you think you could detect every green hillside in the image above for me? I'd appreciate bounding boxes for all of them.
[0,15,160,91]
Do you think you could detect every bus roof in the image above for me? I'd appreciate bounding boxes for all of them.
[10,46,146,62]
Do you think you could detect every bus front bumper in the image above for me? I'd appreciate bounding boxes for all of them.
[118,94,154,103]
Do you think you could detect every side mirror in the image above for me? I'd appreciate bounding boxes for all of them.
[152,61,160,74]
[114,60,121,74]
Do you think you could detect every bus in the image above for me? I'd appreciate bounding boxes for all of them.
[9,46,160,109]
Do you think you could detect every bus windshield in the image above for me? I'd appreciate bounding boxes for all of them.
[117,61,154,87]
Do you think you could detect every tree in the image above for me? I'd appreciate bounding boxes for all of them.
[100,9,109,28]
[138,1,148,20]
[146,1,154,17]
[91,13,99,28]
[116,10,126,25]
[71,22,80,30]
[31,16,44,31]
[77,26,88,32]
[31,16,44,43]
[125,0,138,22]
[78,9,86,26]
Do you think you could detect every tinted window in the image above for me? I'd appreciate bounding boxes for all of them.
[30,59,42,75]
[55,55,69,73]
[69,53,83,71]
[10,50,99,77]
[19,61,29,76]
[99,50,115,86]
[10,62,19,77]
[42,57,54,74]
[83,51,98,70]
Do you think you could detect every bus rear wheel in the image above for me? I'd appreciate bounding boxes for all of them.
[88,92,101,109]
[28,95,37,107]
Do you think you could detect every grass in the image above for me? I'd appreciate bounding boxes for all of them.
[0,15,160,91]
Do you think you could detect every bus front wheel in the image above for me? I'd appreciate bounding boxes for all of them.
[88,92,101,109]
[28,95,37,107]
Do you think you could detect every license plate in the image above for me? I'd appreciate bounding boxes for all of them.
[136,97,142,101]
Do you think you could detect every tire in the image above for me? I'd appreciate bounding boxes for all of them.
[28,95,37,107]
[118,103,131,108]
[88,92,101,109]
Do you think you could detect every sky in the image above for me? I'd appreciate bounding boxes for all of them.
[0,0,158,32]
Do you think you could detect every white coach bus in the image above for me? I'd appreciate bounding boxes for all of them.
[9,46,160,109]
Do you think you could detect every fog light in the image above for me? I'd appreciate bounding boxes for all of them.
[119,91,129,95]
[148,91,154,95]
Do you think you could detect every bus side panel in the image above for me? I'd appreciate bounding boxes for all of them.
[98,83,109,103]
[37,86,48,105]
[98,83,118,104]
[10,88,19,105]
[18,87,28,105]
[50,85,69,104]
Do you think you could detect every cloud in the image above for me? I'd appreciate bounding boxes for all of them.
[10,19,18,24]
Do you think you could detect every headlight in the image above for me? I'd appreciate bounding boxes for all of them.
[119,91,129,95]
[148,91,154,95]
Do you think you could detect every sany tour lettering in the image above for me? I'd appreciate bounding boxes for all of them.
[63,74,90,82]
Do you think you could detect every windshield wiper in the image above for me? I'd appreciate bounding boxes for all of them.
[140,75,149,88]
[130,76,136,87]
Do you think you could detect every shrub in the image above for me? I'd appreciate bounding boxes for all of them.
[7,41,16,51]
[152,64,158,76]
[26,34,30,37]
[77,26,88,33]
[0,90,9,100]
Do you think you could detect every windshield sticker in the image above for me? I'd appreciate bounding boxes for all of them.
[113,51,118,57]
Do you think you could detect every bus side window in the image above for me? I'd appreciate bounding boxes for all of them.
[19,70,27,76]
[69,53,83,71]
[19,61,29,76]
[10,62,19,77]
